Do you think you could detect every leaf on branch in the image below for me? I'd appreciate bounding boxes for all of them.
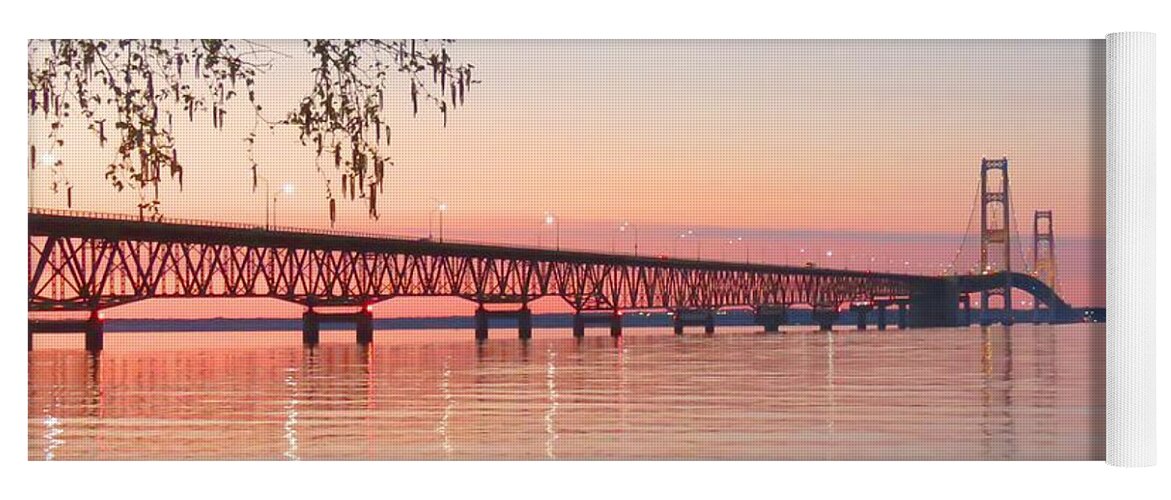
[411,80,419,116]
[368,184,378,219]
[170,148,183,190]
[458,71,465,105]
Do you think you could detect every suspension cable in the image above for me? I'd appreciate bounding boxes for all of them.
[948,175,981,275]
[1009,189,1032,274]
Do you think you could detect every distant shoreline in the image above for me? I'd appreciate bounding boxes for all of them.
[51,309,1105,333]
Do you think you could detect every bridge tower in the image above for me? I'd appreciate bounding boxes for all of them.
[979,157,1013,325]
[1033,210,1057,322]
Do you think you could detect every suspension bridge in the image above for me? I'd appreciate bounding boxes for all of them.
[28,158,1074,351]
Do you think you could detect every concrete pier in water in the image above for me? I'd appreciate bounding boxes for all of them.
[474,305,533,341]
[673,309,716,334]
[302,309,374,346]
[28,311,105,351]
[573,311,622,338]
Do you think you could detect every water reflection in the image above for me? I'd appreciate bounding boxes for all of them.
[437,357,454,457]
[41,411,63,461]
[84,352,105,456]
[544,348,559,459]
[27,325,1105,460]
[84,353,102,418]
[979,326,1016,460]
[360,344,375,460]
[615,336,628,449]
[824,331,836,441]
[282,367,300,461]
[1035,327,1058,448]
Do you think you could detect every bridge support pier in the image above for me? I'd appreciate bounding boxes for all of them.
[302,308,375,346]
[673,309,716,335]
[475,307,488,341]
[908,281,961,328]
[474,305,533,341]
[812,308,839,331]
[518,308,533,340]
[356,311,374,344]
[896,303,908,329]
[754,305,788,333]
[84,314,104,352]
[573,311,623,338]
[875,303,888,330]
[303,312,320,345]
[979,299,1014,326]
[851,304,873,330]
[28,312,105,351]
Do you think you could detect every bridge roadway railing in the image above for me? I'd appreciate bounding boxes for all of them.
[29,207,451,248]
[33,207,791,263]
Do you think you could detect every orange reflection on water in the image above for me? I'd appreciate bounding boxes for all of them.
[28,325,1104,460]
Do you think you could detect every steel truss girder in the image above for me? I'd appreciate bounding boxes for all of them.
[29,234,913,313]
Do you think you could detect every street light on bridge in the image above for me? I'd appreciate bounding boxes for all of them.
[275,183,294,229]
[545,212,560,251]
[617,221,639,256]
[676,229,698,260]
[727,236,747,264]
[693,230,701,260]
[257,176,294,230]
[429,199,447,242]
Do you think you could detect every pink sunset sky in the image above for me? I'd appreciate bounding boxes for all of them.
[28,40,1105,317]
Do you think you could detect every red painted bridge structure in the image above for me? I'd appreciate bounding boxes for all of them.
[28,209,1070,350]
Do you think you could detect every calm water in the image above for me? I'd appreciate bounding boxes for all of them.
[28,324,1104,460]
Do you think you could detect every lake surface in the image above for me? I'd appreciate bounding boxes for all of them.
[28,323,1104,460]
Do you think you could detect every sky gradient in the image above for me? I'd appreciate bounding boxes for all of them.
[28,40,1106,312]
